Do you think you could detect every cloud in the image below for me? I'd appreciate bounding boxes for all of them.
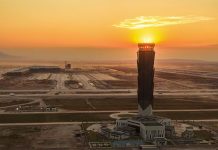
[113,16,214,29]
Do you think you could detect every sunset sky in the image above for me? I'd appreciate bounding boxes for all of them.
[0,0,218,61]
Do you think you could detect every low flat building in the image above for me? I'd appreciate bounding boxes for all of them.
[29,66,61,73]
[4,68,30,76]
[4,66,61,77]
[116,116,171,141]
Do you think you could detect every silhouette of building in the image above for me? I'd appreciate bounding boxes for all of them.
[4,66,61,77]
[65,61,71,70]
[137,43,155,116]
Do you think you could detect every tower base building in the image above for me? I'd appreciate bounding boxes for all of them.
[116,116,171,141]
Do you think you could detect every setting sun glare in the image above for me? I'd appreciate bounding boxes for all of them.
[131,32,162,44]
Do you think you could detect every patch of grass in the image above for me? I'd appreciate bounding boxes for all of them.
[43,98,92,110]
[43,96,218,111]
[154,96,218,110]
[0,100,31,107]
[154,111,218,120]
[194,130,213,140]
[156,71,218,89]
[104,80,137,89]
[0,113,114,123]
[89,97,137,110]
[90,96,218,110]
[0,111,217,124]
[86,131,109,142]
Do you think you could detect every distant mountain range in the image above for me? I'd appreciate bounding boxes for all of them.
[0,51,19,60]
[156,58,218,64]
[0,51,217,64]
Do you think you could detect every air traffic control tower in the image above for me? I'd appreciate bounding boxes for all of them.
[115,43,172,142]
[137,43,155,116]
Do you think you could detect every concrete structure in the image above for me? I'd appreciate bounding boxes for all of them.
[116,116,170,141]
[137,43,155,116]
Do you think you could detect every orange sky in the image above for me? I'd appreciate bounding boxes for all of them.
[0,0,218,61]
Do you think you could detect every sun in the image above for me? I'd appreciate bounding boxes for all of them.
[142,36,154,43]
[132,34,156,44]
[130,29,164,44]
[131,33,158,44]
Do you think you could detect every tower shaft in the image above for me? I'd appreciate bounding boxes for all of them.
[137,43,155,116]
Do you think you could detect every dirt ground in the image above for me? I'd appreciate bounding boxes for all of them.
[0,78,56,90]
[0,124,87,150]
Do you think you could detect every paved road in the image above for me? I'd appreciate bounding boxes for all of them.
[1,89,218,93]
[1,109,218,115]
[0,90,218,99]
[0,119,218,126]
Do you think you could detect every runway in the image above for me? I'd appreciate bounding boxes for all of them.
[0,89,218,99]
[1,108,218,115]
